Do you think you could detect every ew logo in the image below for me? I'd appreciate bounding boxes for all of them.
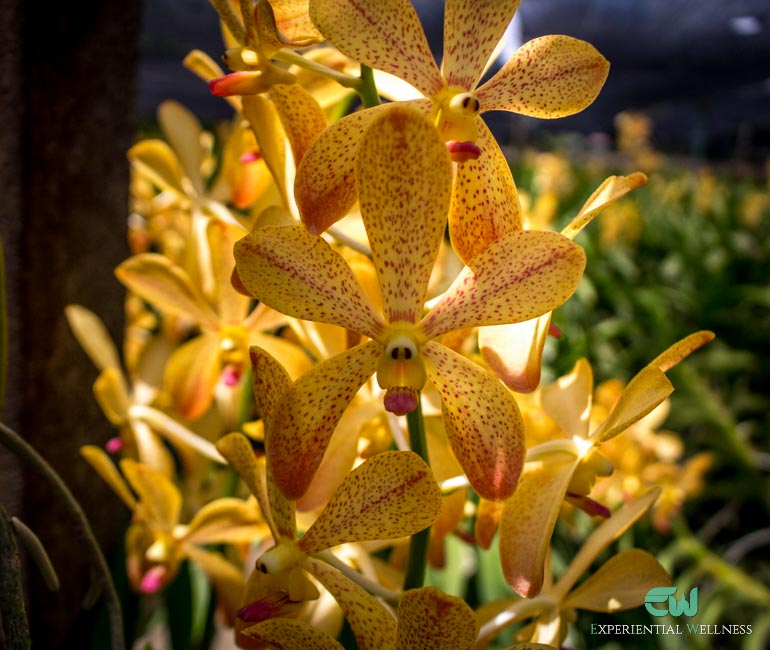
[645,587,699,617]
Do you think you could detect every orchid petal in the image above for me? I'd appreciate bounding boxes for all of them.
[120,459,182,534]
[561,173,647,240]
[423,341,525,501]
[93,367,130,424]
[116,253,220,331]
[249,345,294,422]
[419,230,585,339]
[206,219,250,325]
[163,333,222,420]
[449,120,522,266]
[80,445,137,510]
[551,489,660,600]
[479,313,551,393]
[476,35,609,118]
[541,358,593,440]
[294,102,395,234]
[267,341,381,500]
[127,139,185,194]
[310,0,443,97]
[184,497,267,545]
[242,617,343,650]
[65,305,121,371]
[306,558,398,650]
[249,332,312,384]
[442,0,521,90]
[499,450,580,597]
[562,549,671,613]
[216,432,296,542]
[357,106,452,324]
[269,0,324,45]
[648,330,715,372]
[157,100,205,196]
[234,225,384,340]
[590,366,673,443]
[298,450,440,554]
[474,498,506,549]
[130,418,175,476]
[396,586,478,650]
[268,83,327,167]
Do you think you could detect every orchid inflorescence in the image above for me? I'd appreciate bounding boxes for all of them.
[68,1,714,647]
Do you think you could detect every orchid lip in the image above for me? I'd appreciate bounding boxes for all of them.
[447,140,482,162]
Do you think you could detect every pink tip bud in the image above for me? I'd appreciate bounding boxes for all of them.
[548,322,563,338]
[447,140,482,163]
[209,71,261,97]
[384,387,419,416]
[139,566,167,594]
[221,364,242,387]
[105,437,124,454]
[239,149,262,164]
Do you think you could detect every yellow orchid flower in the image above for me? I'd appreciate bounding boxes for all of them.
[296,0,609,262]
[497,331,714,598]
[116,219,310,421]
[80,445,265,617]
[234,106,586,502]
[478,490,671,648]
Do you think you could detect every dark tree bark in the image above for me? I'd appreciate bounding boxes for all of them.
[1,0,141,646]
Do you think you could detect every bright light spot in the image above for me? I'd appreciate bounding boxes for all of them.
[730,15,762,36]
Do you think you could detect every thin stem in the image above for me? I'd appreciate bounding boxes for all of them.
[357,65,381,108]
[0,503,29,649]
[0,422,125,650]
[272,50,360,89]
[317,550,401,605]
[402,398,430,591]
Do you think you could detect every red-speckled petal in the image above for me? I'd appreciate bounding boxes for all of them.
[648,330,715,373]
[267,341,381,500]
[449,119,522,266]
[499,451,580,597]
[476,35,609,118]
[396,586,478,649]
[242,618,343,649]
[310,0,443,97]
[306,558,398,650]
[268,83,327,168]
[442,0,521,90]
[249,346,293,422]
[423,341,525,501]
[419,230,585,339]
[295,99,432,234]
[234,225,384,340]
[298,451,441,553]
[357,106,452,324]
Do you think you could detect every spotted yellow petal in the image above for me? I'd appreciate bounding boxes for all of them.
[449,120,522,266]
[298,451,441,554]
[479,313,551,393]
[65,305,121,372]
[310,0,443,97]
[442,0,521,90]
[648,330,715,372]
[242,617,343,650]
[234,225,385,340]
[270,0,324,44]
[216,432,296,542]
[561,173,647,240]
[269,83,327,168]
[242,94,289,208]
[80,445,137,510]
[120,459,182,534]
[184,497,267,545]
[116,254,220,331]
[396,586,478,650]
[249,332,312,385]
[306,558,398,650]
[163,333,222,420]
[127,139,185,194]
[474,498,506,550]
[499,450,580,597]
[590,366,673,443]
[249,345,294,422]
[267,341,381,500]
[419,230,585,339]
[562,549,671,613]
[476,35,609,118]
[294,102,397,234]
[541,358,593,440]
[357,106,452,324]
[551,489,661,600]
[423,341,525,501]
[157,100,205,196]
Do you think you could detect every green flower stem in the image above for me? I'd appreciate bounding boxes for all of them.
[0,422,124,650]
[403,398,431,591]
[357,65,381,108]
[0,503,29,649]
